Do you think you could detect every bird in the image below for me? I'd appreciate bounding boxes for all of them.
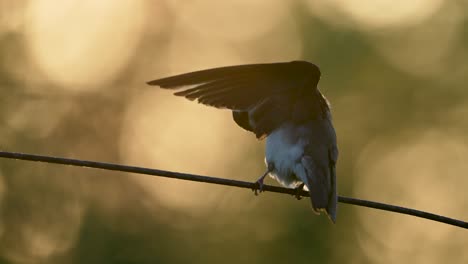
[147,61,338,223]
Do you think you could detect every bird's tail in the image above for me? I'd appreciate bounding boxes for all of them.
[301,155,337,223]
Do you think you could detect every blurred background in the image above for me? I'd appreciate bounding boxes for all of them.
[0,0,467,263]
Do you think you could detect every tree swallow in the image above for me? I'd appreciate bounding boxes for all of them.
[147,61,338,223]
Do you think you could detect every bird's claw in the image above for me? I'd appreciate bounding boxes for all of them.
[293,183,305,200]
[252,179,265,196]
[252,167,272,196]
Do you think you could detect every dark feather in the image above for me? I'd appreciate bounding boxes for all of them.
[301,152,337,223]
[232,111,253,133]
[147,61,326,139]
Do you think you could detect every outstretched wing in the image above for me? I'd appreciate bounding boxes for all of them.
[147,61,326,138]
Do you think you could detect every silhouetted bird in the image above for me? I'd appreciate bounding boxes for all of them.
[147,61,338,222]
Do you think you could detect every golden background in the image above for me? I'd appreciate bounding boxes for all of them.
[0,0,467,263]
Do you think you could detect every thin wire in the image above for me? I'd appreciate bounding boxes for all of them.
[0,151,466,229]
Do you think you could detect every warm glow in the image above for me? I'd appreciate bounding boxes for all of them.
[306,0,444,29]
[369,11,463,80]
[0,1,25,33]
[166,0,290,42]
[120,89,255,213]
[166,25,244,74]
[354,131,468,263]
[2,0,467,262]
[164,8,301,75]
[24,0,148,90]
[6,100,73,138]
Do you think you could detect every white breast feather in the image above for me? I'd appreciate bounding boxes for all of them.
[265,125,306,188]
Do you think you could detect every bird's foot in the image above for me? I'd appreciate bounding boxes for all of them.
[293,183,305,200]
[252,165,273,196]
[252,164,274,196]
[252,178,265,196]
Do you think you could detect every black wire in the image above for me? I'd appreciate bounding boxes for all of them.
[0,151,466,229]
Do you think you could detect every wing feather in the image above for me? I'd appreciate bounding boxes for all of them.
[147,61,324,138]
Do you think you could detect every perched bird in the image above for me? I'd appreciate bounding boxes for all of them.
[147,61,338,222]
